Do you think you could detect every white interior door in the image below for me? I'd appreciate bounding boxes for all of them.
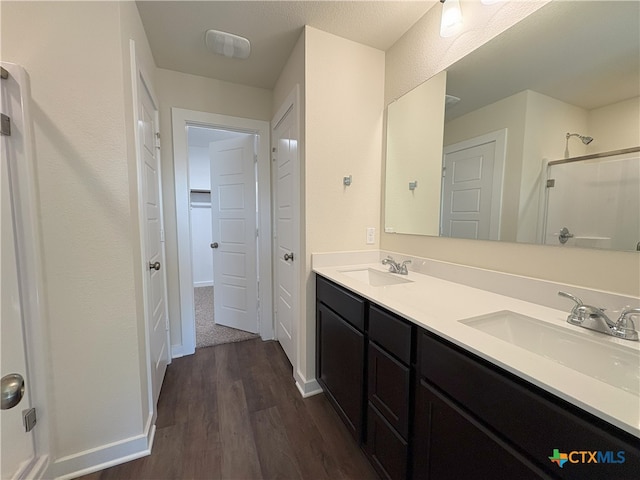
[138,73,169,407]
[1,133,35,479]
[209,136,258,333]
[272,105,298,367]
[442,140,497,239]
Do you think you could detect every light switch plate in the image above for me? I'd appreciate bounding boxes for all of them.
[366,227,375,245]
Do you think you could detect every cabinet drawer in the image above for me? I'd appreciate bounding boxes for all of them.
[317,276,365,331]
[369,305,412,364]
[419,331,640,478]
[366,404,408,480]
[368,342,410,439]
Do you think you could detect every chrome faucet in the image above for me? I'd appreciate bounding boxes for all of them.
[558,291,639,341]
[381,256,411,275]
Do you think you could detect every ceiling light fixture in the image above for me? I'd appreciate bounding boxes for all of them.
[439,0,463,38]
[205,29,251,59]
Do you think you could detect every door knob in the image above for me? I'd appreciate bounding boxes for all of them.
[210,242,219,249]
[149,261,161,271]
[1,373,25,410]
[284,252,294,261]
[558,226,574,244]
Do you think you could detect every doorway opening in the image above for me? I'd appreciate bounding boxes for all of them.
[171,108,273,358]
[187,126,259,348]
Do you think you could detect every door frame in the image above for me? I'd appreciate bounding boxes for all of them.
[1,61,51,479]
[130,42,171,430]
[171,108,273,355]
[271,86,313,395]
[441,129,507,240]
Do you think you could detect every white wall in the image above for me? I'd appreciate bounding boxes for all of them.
[519,90,588,243]
[188,145,211,191]
[156,68,272,347]
[382,0,639,297]
[188,145,213,287]
[588,96,640,153]
[1,1,157,476]
[304,27,385,381]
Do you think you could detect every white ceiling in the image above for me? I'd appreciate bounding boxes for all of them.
[136,1,436,90]
[445,0,640,120]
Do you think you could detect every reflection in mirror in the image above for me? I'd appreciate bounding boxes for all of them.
[384,0,640,251]
[384,71,446,236]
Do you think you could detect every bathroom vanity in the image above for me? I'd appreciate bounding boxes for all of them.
[314,258,640,480]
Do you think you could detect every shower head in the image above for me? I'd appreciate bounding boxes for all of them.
[566,132,594,145]
[565,132,594,158]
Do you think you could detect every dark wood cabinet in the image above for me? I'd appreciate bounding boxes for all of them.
[315,274,640,480]
[365,305,414,480]
[316,277,366,443]
[412,378,541,480]
[366,404,408,480]
[368,342,410,438]
[416,330,640,480]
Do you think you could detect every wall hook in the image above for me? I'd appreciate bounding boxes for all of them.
[343,175,352,186]
[409,180,418,191]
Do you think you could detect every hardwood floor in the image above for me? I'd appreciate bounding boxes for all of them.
[78,339,378,480]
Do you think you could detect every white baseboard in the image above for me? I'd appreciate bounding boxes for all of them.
[294,370,323,398]
[171,343,186,359]
[193,281,213,288]
[48,417,155,480]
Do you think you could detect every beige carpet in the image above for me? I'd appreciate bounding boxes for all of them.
[194,286,258,348]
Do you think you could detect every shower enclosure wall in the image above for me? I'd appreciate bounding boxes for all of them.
[543,148,640,251]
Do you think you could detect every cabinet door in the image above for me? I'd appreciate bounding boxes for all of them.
[317,303,365,442]
[368,342,410,439]
[366,405,408,480]
[412,379,541,480]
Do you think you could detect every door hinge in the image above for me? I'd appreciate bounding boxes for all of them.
[442,166,446,178]
[256,228,259,237]
[546,179,556,188]
[1,113,11,136]
[160,228,165,242]
[155,132,161,150]
[254,154,258,163]
[23,407,37,432]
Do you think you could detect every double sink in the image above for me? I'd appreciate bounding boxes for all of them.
[338,266,639,400]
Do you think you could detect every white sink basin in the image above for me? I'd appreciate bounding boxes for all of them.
[339,268,413,287]
[461,311,640,396]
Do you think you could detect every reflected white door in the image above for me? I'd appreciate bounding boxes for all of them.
[1,134,36,479]
[273,105,297,366]
[210,136,258,333]
[441,141,497,239]
[138,73,170,407]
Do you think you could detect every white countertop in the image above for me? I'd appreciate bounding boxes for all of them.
[313,262,640,438]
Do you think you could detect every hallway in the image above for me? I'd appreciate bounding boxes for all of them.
[80,339,377,479]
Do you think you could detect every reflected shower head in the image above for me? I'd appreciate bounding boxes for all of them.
[564,132,594,158]
[566,132,594,144]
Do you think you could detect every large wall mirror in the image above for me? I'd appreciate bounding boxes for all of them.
[384,0,640,252]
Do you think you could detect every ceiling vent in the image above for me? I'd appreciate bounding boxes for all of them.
[205,29,250,59]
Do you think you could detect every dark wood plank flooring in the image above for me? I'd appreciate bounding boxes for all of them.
[79,339,377,480]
